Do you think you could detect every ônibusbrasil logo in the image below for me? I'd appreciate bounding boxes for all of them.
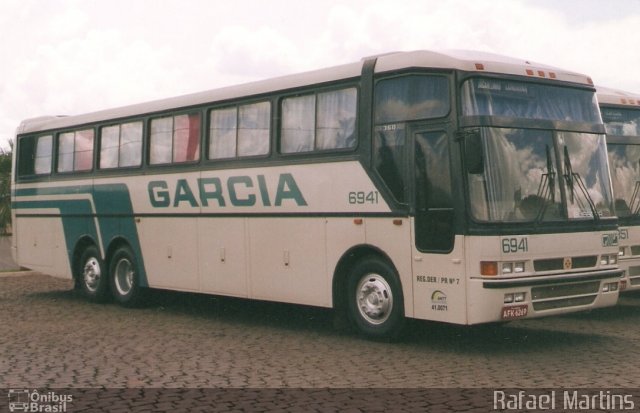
[7,389,73,412]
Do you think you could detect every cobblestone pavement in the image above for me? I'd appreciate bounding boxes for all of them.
[2,274,640,411]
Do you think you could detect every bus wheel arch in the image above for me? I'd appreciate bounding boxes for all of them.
[73,237,109,303]
[332,245,405,339]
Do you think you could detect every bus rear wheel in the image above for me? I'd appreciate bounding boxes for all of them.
[78,245,109,303]
[346,256,405,340]
[110,246,144,307]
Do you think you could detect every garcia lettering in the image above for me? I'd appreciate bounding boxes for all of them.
[148,173,307,208]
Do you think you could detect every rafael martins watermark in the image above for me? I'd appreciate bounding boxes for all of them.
[7,389,73,413]
[493,390,635,411]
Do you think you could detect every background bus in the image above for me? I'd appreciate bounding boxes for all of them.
[598,86,640,292]
[13,50,622,339]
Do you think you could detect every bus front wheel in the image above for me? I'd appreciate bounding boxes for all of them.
[346,256,405,340]
[109,246,144,307]
[78,245,109,303]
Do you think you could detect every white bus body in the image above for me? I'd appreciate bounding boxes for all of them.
[598,86,640,292]
[13,50,621,338]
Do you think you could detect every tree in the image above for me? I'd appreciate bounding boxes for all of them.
[0,141,13,234]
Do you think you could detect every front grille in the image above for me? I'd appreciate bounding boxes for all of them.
[628,266,640,277]
[531,281,600,300]
[531,281,600,311]
[532,296,596,311]
[533,256,597,272]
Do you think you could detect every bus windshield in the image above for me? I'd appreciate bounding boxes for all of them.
[608,143,640,218]
[462,78,614,223]
[602,107,640,136]
[467,128,614,223]
[462,78,601,123]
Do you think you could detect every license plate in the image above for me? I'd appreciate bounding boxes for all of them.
[501,304,528,320]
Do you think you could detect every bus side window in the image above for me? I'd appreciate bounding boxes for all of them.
[34,135,53,174]
[100,121,142,169]
[18,135,52,177]
[281,87,357,154]
[281,95,315,153]
[316,88,357,150]
[209,107,237,159]
[57,129,94,173]
[238,101,270,157]
[150,113,200,165]
[209,101,270,160]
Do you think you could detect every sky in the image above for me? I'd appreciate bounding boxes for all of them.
[1,0,639,150]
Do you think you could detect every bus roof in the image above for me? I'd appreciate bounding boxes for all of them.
[597,85,640,107]
[18,49,596,135]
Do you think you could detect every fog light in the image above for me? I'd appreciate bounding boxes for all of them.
[504,293,514,303]
[514,262,525,273]
[514,292,526,302]
[502,263,513,274]
[481,261,498,276]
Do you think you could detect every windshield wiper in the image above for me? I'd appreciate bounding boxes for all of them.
[563,145,600,221]
[532,144,556,223]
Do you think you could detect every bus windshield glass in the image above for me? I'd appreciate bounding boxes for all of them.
[607,143,640,218]
[602,107,640,136]
[467,128,614,223]
[462,78,601,123]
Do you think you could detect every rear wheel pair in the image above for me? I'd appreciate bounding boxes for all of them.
[78,245,143,306]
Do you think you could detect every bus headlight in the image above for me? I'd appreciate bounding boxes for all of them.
[619,247,626,257]
[514,262,525,273]
[601,254,618,266]
[602,282,619,292]
[484,261,527,276]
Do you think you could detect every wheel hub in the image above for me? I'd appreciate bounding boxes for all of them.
[83,258,101,292]
[356,274,393,325]
[114,258,134,296]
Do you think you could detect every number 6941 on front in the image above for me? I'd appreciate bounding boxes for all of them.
[502,237,528,254]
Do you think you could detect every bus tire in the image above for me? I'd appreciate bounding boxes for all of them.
[78,245,109,303]
[109,246,144,307]
[347,256,405,340]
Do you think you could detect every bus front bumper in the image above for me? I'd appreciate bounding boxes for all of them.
[467,269,622,324]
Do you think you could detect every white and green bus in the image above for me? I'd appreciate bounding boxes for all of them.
[598,86,640,292]
[13,50,622,339]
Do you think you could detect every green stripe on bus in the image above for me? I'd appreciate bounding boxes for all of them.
[13,184,148,287]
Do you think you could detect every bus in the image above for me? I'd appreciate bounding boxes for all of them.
[12,50,622,339]
[598,86,640,292]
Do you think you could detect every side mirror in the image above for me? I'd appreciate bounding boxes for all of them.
[464,130,484,174]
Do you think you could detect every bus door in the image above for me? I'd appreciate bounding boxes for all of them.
[410,126,466,323]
